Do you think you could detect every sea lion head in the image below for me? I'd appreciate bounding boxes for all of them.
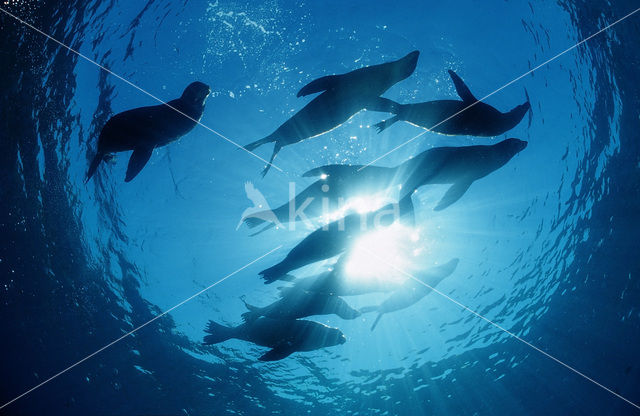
[182,81,211,106]
[397,50,420,79]
[322,327,347,348]
[500,138,528,157]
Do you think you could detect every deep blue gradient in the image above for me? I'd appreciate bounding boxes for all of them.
[1,1,639,415]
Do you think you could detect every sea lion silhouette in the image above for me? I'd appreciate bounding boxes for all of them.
[244,51,419,176]
[240,290,360,322]
[241,164,400,234]
[401,138,528,211]
[374,70,530,136]
[242,138,526,231]
[259,198,414,284]
[361,258,459,330]
[203,317,345,361]
[86,81,211,182]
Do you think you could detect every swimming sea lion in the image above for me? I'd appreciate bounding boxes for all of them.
[401,138,528,211]
[244,51,419,176]
[374,70,530,136]
[86,81,211,182]
[361,258,459,330]
[259,198,414,283]
[241,290,360,322]
[243,138,525,231]
[203,317,346,361]
[241,164,400,234]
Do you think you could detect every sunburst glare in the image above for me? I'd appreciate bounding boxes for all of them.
[344,222,422,284]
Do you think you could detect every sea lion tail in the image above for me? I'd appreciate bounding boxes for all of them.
[85,152,104,183]
[259,263,287,284]
[374,116,400,134]
[203,320,235,345]
[370,313,384,331]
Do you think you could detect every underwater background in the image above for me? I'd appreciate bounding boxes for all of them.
[1,0,639,415]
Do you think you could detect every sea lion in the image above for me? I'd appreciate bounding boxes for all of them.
[86,81,211,182]
[244,51,419,176]
[374,70,530,136]
[361,258,459,330]
[240,290,360,322]
[241,164,400,234]
[203,317,346,361]
[401,138,528,211]
[259,198,414,284]
[243,138,525,232]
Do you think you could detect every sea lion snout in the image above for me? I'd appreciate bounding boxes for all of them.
[183,81,211,103]
[504,138,528,153]
[401,50,420,77]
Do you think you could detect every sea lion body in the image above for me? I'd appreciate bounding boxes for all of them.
[241,290,360,322]
[245,51,419,176]
[203,317,345,361]
[259,200,413,283]
[86,81,211,182]
[400,138,528,211]
[375,70,530,137]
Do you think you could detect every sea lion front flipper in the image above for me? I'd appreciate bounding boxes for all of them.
[297,75,340,97]
[85,152,104,183]
[125,147,154,182]
[302,164,366,178]
[259,344,296,361]
[448,70,477,103]
[434,180,472,211]
[370,313,384,331]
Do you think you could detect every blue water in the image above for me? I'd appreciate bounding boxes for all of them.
[1,1,639,415]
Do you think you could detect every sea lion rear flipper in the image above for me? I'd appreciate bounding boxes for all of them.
[374,116,400,133]
[297,75,340,97]
[434,180,472,211]
[261,142,281,178]
[125,146,154,182]
[448,70,477,103]
[259,344,296,361]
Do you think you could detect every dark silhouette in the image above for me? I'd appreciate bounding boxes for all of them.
[86,81,210,182]
[241,290,360,322]
[244,51,420,176]
[375,70,530,136]
[203,317,345,361]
